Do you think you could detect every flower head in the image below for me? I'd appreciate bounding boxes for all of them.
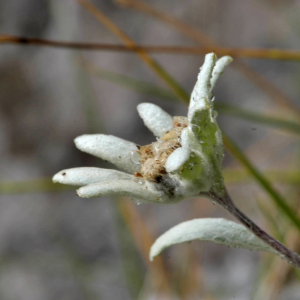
[53,53,233,204]
[53,53,300,270]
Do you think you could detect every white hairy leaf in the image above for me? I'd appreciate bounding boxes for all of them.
[150,218,277,260]
[137,103,173,137]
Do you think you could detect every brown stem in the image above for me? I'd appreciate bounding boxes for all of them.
[2,34,300,61]
[203,189,300,269]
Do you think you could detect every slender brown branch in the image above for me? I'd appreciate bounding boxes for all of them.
[203,189,300,269]
[2,34,300,61]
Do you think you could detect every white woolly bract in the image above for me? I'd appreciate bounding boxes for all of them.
[150,218,276,260]
[76,179,177,204]
[53,53,233,205]
[165,147,191,173]
[74,134,140,174]
[53,167,133,186]
[188,53,232,125]
[137,103,173,137]
[188,53,216,123]
[210,56,233,89]
[180,128,190,148]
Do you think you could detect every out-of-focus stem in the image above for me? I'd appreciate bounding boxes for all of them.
[2,34,300,61]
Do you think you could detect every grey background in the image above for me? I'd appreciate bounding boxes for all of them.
[0,0,300,299]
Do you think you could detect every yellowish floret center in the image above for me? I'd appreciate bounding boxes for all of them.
[135,116,188,183]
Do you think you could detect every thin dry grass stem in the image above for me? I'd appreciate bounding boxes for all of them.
[77,0,189,102]
[223,130,298,184]
[179,245,201,298]
[265,230,299,300]
[0,178,71,194]
[262,193,300,299]
[224,169,300,185]
[256,196,284,241]
[115,0,216,47]
[223,133,300,233]
[3,34,300,60]
[253,197,290,299]
[78,0,135,46]
[116,0,300,117]
[253,208,299,299]
[179,205,203,298]
[231,61,300,118]
[178,200,219,299]
[116,198,172,297]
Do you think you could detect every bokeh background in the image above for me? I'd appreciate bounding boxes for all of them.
[1,0,300,299]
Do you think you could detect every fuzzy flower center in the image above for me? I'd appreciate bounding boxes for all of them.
[136,116,188,183]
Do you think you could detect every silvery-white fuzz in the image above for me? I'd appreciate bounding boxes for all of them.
[53,53,300,269]
[150,218,277,261]
[53,53,233,204]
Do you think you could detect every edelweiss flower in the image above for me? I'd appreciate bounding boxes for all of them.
[53,53,233,204]
[53,53,232,203]
[53,53,300,269]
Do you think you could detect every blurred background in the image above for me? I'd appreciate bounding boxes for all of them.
[0,0,300,299]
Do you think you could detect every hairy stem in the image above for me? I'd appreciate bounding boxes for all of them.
[202,189,300,269]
